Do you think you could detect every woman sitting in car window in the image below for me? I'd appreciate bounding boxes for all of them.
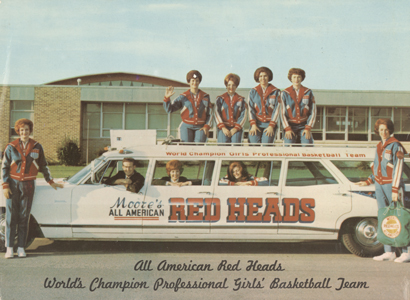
[155,160,192,187]
[219,161,268,186]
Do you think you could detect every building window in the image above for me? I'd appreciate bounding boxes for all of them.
[170,112,181,138]
[82,102,410,143]
[311,106,323,141]
[148,104,168,138]
[394,107,410,142]
[83,103,101,138]
[102,103,123,137]
[125,103,146,130]
[10,100,34,139]
[371,107,392,140]
[325,107,346,140]
[348,107,368,141]
[82,102,173,139]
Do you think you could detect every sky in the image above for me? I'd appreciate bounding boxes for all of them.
[0,0,409,90]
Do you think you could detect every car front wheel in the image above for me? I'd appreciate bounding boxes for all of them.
[0,213,6,252]
[341,218,384,257]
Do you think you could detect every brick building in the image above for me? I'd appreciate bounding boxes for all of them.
[1,72,409,163]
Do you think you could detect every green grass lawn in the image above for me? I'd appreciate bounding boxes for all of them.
[37,165,84,179]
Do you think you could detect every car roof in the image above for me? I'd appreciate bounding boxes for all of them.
[101,144,379,160]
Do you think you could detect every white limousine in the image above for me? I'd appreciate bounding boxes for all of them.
[1,131,410,257]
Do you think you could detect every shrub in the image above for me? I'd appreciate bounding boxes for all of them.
[57,137,82,166]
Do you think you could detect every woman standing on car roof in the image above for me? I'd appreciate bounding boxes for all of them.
[1,119,64,259]
[214,73,247,145]
[163,70,213,144]
[280,68,316,146]
[248,67,281,145]
[356,118,410,263]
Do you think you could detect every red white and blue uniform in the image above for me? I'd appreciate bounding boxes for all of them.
[164,90,213,143]
[1,138,54,248]
[248,84,280,144]
[365,137,409,252]
[280,85,316,145]
[214,92,247,144]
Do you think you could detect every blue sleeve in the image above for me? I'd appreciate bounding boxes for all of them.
[306,90,317,129]
[204,94,213,128]
[1,145,12,188]
[367,153,376,185]
[248,90,257,126]
[235,97,247,130]
[391,143,404,193]
[37,144,53,183]
[164,94,184,113]
[214,97,225,129]
[269,90,280,126]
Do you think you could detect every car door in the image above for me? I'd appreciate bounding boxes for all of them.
[143,159,216,236]
[210,159,283,238]
[70,158,149,238]
[278,159,351,236]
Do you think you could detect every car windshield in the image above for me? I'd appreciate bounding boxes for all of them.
[67,157,105,184]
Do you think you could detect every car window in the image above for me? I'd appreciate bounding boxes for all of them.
[332,160,410,184]
[151,160,215,186]
[67,157,104,184]
[331,160,372,183]
[218,160,280,186]
[286,161,337,186]
[117,160,149,178]
[84,159,149,184]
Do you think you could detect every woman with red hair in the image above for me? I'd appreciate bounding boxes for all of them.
[1,119,63,258]
[156,160,192,187]
[163,70,212,143]
[280,68,316,145]
[214,73,247,144]
[356,119,410,263]
[248,67,281,145]
[219,161,268,186]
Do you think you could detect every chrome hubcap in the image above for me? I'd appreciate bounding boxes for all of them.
[355,218,379,246]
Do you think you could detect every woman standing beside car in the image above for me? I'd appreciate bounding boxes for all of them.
[356,118,410,263]
[1,119,64,258]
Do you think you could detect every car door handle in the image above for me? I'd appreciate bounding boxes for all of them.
[266,192,280,195]
[334,192,349,196]
[199,191,211,195]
